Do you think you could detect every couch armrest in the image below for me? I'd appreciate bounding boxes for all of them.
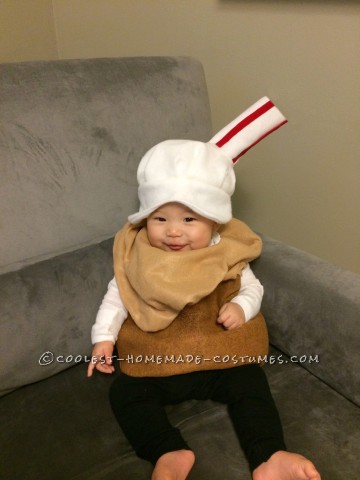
[251,234,360,406]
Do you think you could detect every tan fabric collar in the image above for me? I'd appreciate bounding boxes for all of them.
[113,218,262,332]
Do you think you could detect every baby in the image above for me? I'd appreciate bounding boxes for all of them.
[88,100,321,480]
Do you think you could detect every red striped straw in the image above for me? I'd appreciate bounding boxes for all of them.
[210,97,287,164]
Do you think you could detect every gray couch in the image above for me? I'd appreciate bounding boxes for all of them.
[1,57,359,480]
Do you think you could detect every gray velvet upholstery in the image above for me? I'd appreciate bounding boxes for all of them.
[0,57,211,274]
[252,235,360,407]
[0,56,359,479]
[0,238,113,396]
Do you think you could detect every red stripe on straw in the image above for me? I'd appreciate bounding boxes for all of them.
[232,119,288,164]
[216,100,275,148]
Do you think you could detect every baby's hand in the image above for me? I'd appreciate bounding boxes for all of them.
[87,341,115,377]
[217,302,246,330]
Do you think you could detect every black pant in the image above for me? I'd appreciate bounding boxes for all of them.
[109,365,286,471]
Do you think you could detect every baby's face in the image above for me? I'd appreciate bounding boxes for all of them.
[146,202,218,252]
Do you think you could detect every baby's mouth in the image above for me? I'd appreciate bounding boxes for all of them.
[167,244,187,251]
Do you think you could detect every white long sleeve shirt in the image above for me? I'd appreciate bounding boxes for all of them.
[91,263,264,345]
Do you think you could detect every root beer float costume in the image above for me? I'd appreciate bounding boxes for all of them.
[93,97,289,471]
[114,217,267,376]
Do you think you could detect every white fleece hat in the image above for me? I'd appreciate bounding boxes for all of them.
[128,97,287,224]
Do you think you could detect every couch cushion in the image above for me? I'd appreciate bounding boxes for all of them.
[1,348,359,479]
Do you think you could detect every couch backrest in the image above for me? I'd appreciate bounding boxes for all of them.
[0,56,212,274]
[0,57,212,396]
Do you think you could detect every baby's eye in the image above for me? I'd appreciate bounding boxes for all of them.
[184,217,195,223]
[154,216,166,222]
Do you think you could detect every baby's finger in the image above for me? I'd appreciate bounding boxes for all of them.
[224,321,237,330]
[87,363,95,377]
[218,313,232,326]
[218,303,230,315]
[96,363,115,374]
[218,315,232,329]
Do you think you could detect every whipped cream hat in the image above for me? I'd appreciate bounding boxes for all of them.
[128,97,287,225]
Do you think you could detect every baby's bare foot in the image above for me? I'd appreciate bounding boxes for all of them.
[253,450,321,480]
[151,449,195,480]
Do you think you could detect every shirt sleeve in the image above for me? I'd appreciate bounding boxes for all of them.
[230,264,264,322]
[91,277,128,344]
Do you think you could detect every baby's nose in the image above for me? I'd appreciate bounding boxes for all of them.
[167,224,182,236]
